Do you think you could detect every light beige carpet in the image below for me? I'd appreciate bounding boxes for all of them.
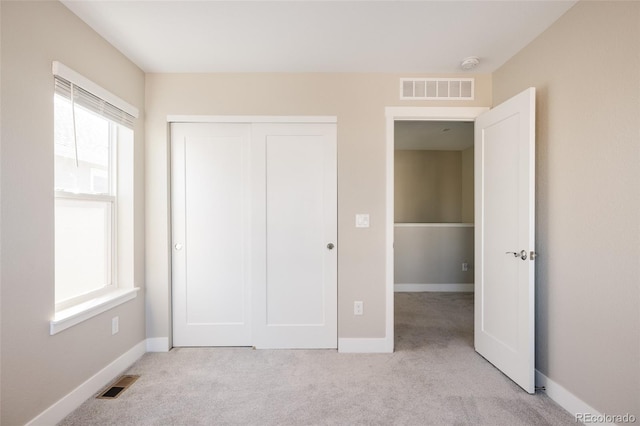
[59,293,577,425]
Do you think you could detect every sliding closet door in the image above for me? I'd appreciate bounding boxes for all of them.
[251,123,338,349]
[171,123,252,346]
[172,120,337,349]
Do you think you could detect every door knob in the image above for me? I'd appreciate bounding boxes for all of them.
[174,243,183,251]
[327,243,335,250]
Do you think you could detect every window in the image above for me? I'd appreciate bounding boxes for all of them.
[54,92,123,306]
[51,62,139,333]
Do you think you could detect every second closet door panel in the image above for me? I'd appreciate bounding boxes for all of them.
[252,123,338,349]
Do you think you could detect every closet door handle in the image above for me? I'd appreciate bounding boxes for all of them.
[327,243,335,250]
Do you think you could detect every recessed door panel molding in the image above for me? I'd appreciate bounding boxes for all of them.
[265,134,326,326]
[474,88,536,393]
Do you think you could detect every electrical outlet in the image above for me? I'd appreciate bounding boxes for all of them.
[354,301,364,316]
[112,316,119,335]
[462,262,468,272]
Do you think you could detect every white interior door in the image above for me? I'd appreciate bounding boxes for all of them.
[252,123,337,349]
[172,123,252,346]
[474,88,536,393]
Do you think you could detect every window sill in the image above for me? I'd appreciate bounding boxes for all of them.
[50,287,139,335]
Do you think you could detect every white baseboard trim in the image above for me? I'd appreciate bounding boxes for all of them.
[535,370,614,425]
[338,337,393,353]
[146,337,170,352]
[26,340,146,426]
[394,283,474,292]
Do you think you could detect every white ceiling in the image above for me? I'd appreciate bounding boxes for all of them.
[395,120,474,151]
[61,0,577,74]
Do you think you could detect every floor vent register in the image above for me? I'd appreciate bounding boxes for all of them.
[97,375,140,399]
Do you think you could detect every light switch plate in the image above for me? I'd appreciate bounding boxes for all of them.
[355,214,370,228]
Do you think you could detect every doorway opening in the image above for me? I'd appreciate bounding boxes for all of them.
[384,107,488,351]
[393,120,475,350]
[394,120,475,292]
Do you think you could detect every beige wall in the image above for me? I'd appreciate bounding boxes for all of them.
[0,2,146,424]
[493,0,639,417]
[145,73,491,341]
[394,150,462,223]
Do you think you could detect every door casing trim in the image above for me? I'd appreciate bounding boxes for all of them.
[167,115,337,124]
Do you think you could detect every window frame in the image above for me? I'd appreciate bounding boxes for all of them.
[50,62,139,335]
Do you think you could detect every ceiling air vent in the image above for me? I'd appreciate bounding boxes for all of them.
[400,78,474,101]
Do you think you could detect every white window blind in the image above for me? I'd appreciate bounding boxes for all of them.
[52,61,138,128]
[54,77,136,129]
